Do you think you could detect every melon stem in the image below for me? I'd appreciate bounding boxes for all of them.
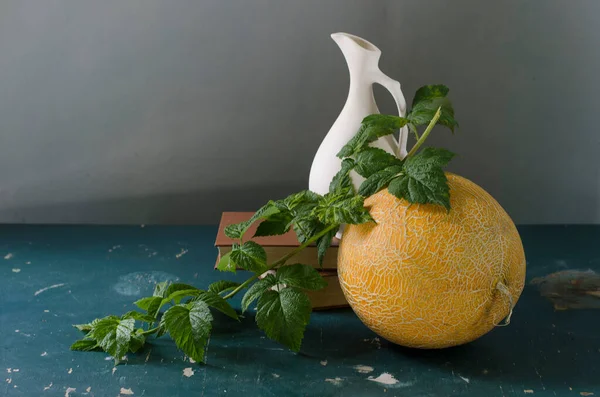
[495,281,514,327]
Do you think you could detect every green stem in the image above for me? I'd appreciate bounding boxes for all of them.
[406,106,442,158]
[222,224,338,300]
[140,327,158,336]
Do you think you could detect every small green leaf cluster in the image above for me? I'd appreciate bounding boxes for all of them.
[338,85,458,209]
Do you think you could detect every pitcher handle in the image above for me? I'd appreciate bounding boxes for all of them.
[374,72,409,159]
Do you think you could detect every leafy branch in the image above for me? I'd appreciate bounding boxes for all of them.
[71,84,458,365]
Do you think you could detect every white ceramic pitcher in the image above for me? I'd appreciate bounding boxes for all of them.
[308,33,409,196]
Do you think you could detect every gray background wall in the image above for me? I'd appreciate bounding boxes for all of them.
[0,0,598,225]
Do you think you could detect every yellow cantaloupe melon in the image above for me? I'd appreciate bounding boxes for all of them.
[338,173,526,348]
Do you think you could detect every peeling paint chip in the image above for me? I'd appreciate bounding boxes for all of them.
[65,387,76,397]
[524,390,534,394]
[112,367,117,375]
[41,352,47,357]
[43,382,53,391]
[67,368,73,374]
[120,387,134,395]
[458,375,470,384]
[325,377,343,386]
[272,373,280,378]
[183,368,194,378]
[354,365,374,374]
[580,393,594,396]
[4,253,13,260]
[368,373,399,386]
[12,268,20,273]
[320,360,328,366]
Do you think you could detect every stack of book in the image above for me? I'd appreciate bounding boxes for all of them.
[214,212,348,310]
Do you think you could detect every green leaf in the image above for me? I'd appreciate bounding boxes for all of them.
[121,311,155,323]
[160,301,212,363]
[388,147,455,210]
[271,190,324,244]
[224,202,281,240]
[277,264,328,291]
[153,281,171,298]
[162,289,200,305]
[223,221,250,240]
[408,85,457,133]
[165,283,199,296]
[134,297,159,311]
[230,241,268,273]
[293,217,324,244]
[357,165,403,197]
[129,331,146,353]
[329,158,355,194]
[134,296,163,317]
[70,338,101,352]
[337,115,408,158]
[411,84,449,107]
[241,275,278,313]
[254,211,294,237]
[208,280,241,295]
[354,147,403,178]
[216,252,237,273]
[255,288,312,352]
[192,290,238,320]
[316,226,338,267]
[88,316,135,363]
[276,190,321,214]
[73,323,93,333]
[313,194,374,225]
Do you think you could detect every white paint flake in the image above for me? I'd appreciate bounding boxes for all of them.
[458,375,470,383]
[183,368,194,378]
[12,369,19,372]
[12,268,20,273]
[6,368,11,373]
[43,382,53,390]
[6,378,12,384]
[44,310,50,313]
[4,253,13,260]
[320,360,328,366]
[34,283,66,296]
[86,386,91,392]
[112,367,117,375]
[188,357,196,364]
[65,387,76,397]
[26,261,31,265]
[272,373,280,378]
[363,337,382,349]
[120,387,134,395]
[325,377,343,386]
[524,390,534,394]
[354,365,374,374]
[175,249,188,259]
[67,368,73,374]
[41,352,47,357]
[368,373,399,385]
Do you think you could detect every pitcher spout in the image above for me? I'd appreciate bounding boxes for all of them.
[331,32,381,74]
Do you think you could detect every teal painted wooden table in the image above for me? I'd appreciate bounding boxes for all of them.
[1,225,598,397]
